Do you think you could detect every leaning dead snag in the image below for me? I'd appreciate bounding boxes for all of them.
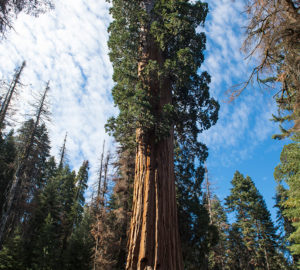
[0,61,25,132]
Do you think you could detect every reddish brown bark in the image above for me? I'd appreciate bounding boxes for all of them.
[126,2,183,269]
[126,129,183,270]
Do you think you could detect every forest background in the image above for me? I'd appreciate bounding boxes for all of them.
[0,0,287,221]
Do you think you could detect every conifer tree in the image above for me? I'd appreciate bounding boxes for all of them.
[0,228,26,270]
[274,133,300,264]
[175,143,218,269]
[0,131,16,214]
[64,208,94,270]
[108,149,135,269]
[73,160,89,225]
[226,224,249,270]
[0,0,53,36]
[275,184,297,267]
[91,150,124,270]
[21,160,90,270]
[106,1,219,268]
[58,132,68,169]
[208,195,229,270]
[226,171,288,270]
[0,82,50,245]
[91,148,135,270]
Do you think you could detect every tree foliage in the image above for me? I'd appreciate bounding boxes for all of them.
[106,0,219,148]
[0,0,53,36]
[234,0,300,138]
[275,133,300,264]
[226,171,289,269]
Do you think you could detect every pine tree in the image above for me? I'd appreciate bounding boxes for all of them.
[175,143,218,269]
[73,160,89,225]
[64,208,94,270]
[275,184,297,267]
[25,162,62,269]
[108,148,135,269]
[106,1,219,268]
[58,166,76,258]
[23,160,90,270]
[15,121,51,212]
[0,228,26,270]
[0,82,50,245]
[226,223,248,270]
[274,133,300,265]
[0,130,16,215]
[226,171,288,270]
[208,195,229,270]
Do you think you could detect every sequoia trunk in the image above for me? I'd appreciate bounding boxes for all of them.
[126,1,183,269]
[126,128,183,270]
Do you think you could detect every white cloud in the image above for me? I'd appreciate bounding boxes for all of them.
[0,0,115,190]
[0,0,281,195]
[201,0,280,166]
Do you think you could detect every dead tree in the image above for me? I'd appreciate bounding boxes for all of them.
[0,81,50,245]
[0,61,25,132]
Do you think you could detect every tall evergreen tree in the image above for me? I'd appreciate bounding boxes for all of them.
[175,143,218,269]
[0,82,51,245]
[20,160,90,270]
[207,195,229,270]
[73,160,89,225]
[274,133,300,265]
[274,184,296,267]
[0,130,16,214]
[64,208,94,270]
[226,223,249,270]
[226,171,288,270]
[106,1,219,268]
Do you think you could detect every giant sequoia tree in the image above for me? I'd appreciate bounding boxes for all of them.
[106,0,219,269]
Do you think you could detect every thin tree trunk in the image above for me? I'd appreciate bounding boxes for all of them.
[205,165,213,224]
[102,152,110,206]
[0,61,25,131]
[0,82,49,246]
[93,143,105,270]
[97,141,105,199]
[58,132,67,169]
[126,1,183,268]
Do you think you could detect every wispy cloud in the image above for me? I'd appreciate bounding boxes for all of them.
[201,0,280,167]
[0,0,281,196]
[0,0,115,189]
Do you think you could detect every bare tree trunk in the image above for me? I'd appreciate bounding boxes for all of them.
[0,82,49,246]
[0,61,25,131]
[102,152,110,206]
[205,165,213,224]
[93,143,105,270]
[58,132,67,169]
[126,1,183,269]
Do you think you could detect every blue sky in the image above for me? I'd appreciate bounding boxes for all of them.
[0,0,289,221]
